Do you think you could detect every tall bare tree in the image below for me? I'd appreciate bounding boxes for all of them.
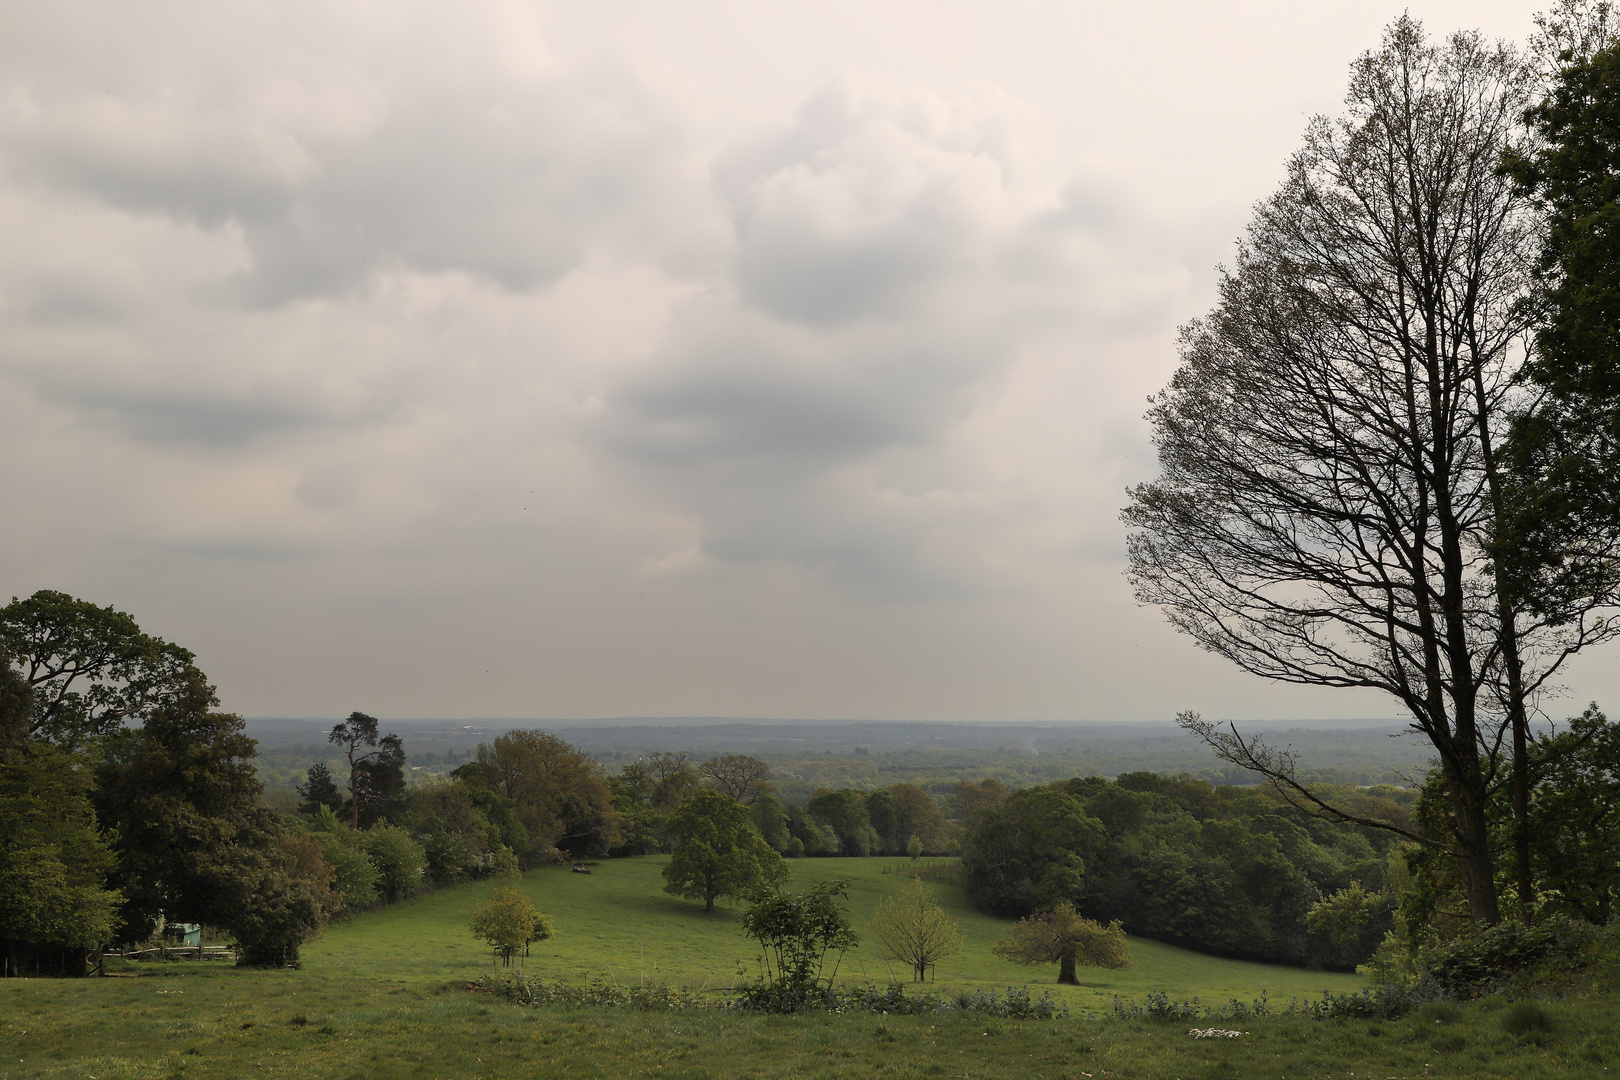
[1123,16,1617,925]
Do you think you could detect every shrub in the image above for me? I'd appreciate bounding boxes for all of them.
[1500,1000,1554,1039]
[1419,916,1596,998]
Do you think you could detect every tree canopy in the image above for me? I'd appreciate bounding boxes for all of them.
[1,590,199,751]
[992,902,1130,985]
[662,788,786,912]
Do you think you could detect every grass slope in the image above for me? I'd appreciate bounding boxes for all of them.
[312,856,1358,1008]
[3,857,1616,1079]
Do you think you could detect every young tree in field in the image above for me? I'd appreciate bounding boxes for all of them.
[699,753,774,804]
[0,590,200,751]
[470,885,553,967]
[992,902,1129,985]
[870,877,962,982]
[740,879,858,991]
[1123,16,1619,925]
[662,789,786,912]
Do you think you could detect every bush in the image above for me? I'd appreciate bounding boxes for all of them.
[1500,1000,1554,1039]
[1419,916,1597,998]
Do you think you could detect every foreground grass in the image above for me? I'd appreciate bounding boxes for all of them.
[5,968,1618,1079]
[3,857,1616,1079]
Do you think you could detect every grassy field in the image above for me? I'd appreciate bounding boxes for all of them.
[307,856,1360,1008]
[2,856,1616,1079]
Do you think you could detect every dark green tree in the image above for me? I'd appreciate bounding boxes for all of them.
[806,789,878,856]
[0,696,123,976]
[94,675,332,964]
[663,788,786,912]
[1526,705,1620,924]
[1499,36,1620,612]
[748,791,793,853]
[296,762,344,817]
[1,590,199,750]
[961,785,1104,916]
[328,712,406,829]
[863,788,900,853]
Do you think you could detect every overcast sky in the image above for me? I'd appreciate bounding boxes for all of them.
[5,0,1610,723]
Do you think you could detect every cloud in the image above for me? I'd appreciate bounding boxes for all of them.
[2,9,709,306]
[716,77,1023,325]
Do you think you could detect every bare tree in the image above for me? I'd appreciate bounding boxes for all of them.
[1123,16,1617,925]
[699,753,774,804]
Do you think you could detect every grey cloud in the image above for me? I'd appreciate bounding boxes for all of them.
[715,79,1005,325]
[25,286,125,325]
[610,341,989,483]
[10,66,693,305]
[43,384,329,447]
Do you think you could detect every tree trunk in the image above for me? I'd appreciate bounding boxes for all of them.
[1057,951,1077,985]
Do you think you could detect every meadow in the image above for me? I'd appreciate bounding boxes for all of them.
[2,857,1615,1079]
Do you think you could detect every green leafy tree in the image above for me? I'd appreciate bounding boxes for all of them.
[1499,29,1620,620]
[870,877,962,982]
[308,823,382,912]
[663,788,786,912]
[992,902,1130,984]
[1527,705,1620,924]
[460,730,622,860]
[748,792,793,853]
[806,788,878,856]
[361,825,427,903]
[961,786,1104,916]
[864,788,901,853]
[740,879,857,991]
[888,782,949,853]
[470,885,553,967]
[230,831,339,968]
[1,590,199,750]
[0,732,123,975]
[93,675,333,965]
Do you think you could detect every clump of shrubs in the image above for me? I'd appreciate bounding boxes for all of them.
[476,974,1069,1019]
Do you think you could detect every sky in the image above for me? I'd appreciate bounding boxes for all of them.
[5,0,1611,724]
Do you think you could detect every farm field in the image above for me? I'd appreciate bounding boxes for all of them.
[1,857,1615,1079]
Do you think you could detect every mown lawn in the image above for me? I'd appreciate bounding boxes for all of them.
[2,857,1616,1079]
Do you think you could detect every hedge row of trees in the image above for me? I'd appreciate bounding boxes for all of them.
[960,772,1409,970]
[957,713,1620,974]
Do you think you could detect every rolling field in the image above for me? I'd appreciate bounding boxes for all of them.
[304,856,1360,1008]
[1,857,1615,1079]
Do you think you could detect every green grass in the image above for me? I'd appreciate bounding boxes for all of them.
[2,856,1617,1079]
[329,856,1359,1009]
